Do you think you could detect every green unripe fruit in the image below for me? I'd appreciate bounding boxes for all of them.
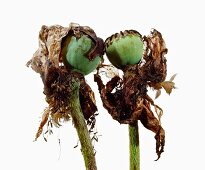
[61,34,102,75]
[105,30,144,69]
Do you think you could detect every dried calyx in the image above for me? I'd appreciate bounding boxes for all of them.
[27,23,104,140]
[95,29,175,160]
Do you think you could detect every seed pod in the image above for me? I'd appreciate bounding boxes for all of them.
[61,25,104,75]
[105,30,144,69]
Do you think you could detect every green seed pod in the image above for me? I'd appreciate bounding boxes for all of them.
[61,26,104,75]
[105,30,144,69]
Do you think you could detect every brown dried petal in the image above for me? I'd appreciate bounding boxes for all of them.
[35,108,49,141]
[155,127,165,160]
[78,25,104,60]
[160,74,177,95]
[88,37,104,60]
[142,29,167,83]
[161,81,176,95]
[169,73,177,82]
[27,25,70,75]
[155,89,161,99]
[79,79,98,120]
[139,99,165,160]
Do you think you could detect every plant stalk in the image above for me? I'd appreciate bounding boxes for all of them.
[129,122,140,170]
[69,79,97,170]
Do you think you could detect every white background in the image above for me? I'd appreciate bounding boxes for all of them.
[0,0,205,169]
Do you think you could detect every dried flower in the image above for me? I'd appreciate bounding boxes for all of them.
[95,29,175,160]
[27,23,104,141]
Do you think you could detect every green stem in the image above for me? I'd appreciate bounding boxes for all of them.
[69,79,97,170]
[129,122,140,170]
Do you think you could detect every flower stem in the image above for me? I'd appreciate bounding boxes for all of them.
[129,122,140,170]
[69,79,97,170]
